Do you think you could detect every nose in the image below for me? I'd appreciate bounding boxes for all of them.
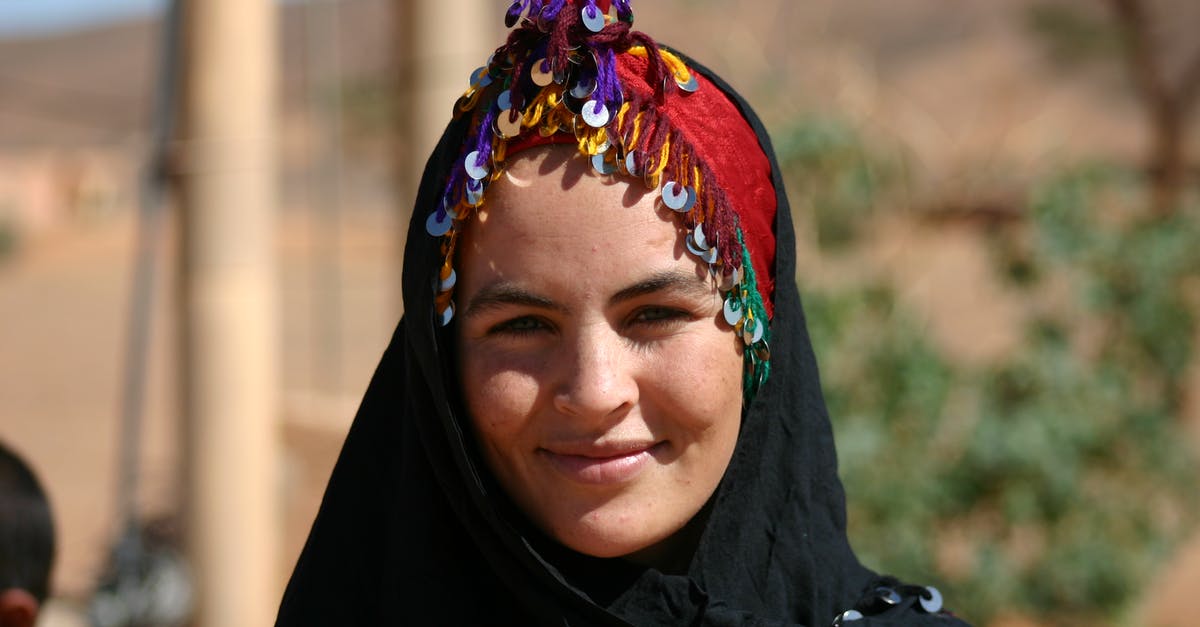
[552,325,638,421]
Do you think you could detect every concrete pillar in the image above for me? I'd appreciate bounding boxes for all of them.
[414,0,494,160]
[178,0,280,625]
[397,0,494,218]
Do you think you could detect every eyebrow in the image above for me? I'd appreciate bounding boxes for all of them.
[607,269,713,306]
[461,283,567,320]
[461,270,712,320]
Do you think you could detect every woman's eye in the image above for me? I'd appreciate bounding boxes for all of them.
[630,306,689,326]
[488,316,550,336]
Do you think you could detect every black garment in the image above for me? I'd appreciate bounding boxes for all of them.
[275,57,970,626]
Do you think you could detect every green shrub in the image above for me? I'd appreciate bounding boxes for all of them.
[775,116,894,250]
[802,161,1200,624]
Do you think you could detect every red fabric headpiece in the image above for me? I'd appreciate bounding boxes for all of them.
[506,52,777,318]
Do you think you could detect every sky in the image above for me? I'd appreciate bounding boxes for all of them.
[0,0,164,37]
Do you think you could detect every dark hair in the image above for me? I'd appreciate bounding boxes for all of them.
[0,441,55,603]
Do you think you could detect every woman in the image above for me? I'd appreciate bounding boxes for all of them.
[277,1,969,624]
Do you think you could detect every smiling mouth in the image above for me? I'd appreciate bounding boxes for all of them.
[539,442,664,485]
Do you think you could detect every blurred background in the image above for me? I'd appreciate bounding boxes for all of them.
[0,0,1197,625]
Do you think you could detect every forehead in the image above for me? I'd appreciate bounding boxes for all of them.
[457,146,694,288]
[492,144,650,205]
[472,146,670,245]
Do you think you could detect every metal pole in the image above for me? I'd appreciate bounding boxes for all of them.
[306,0,344,396]
[86,2,191,623]
[116,0,183,561]
[178,0,280,625]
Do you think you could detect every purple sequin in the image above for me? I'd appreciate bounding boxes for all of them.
[504,0,525,28]
[614,0,632,21]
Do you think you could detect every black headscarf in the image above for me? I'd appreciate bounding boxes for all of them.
[275,26,970,627]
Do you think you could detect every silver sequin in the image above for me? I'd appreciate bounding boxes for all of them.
[470,66,492,88]
[919,587,943,614]
[530,58,554,86]
[438,302,455,326]
[581,4,605,32]
[591,153,617,175]
[425,210,453,237]
[661,181,696,212]
[723,297,743,326]
[624,151,639,175]
[581,100,611,127]
[438,268,457,292]
[464,150,490,180]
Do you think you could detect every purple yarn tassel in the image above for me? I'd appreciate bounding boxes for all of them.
[438,174,460,220]
[594,47,620,109]
[473,109,497,164]
[541,0,567,21]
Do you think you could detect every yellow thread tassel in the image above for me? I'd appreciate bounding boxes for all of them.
[627,111,646,152]
[523,86,561,128]
[653,136,671,179]
[456,89,483,114]
[659,49,693,85]
[579,127,609,155]
[489,141,508,177]
[623,46,694,86]
[614,102,633,147]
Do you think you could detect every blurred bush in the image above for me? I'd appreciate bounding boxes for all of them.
[0,211,17,262]
[785,111,1200,624]
[1024,2,1121,70]
[774,115,896,250]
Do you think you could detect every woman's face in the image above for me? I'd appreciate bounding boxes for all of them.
[455,146,744,564]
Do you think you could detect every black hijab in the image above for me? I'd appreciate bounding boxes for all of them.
[275,25,970,627]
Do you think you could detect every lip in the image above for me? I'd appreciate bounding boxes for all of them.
[539,442,662,485]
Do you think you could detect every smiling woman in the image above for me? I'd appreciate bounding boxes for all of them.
[457,146,744,565]
[275,1,971,625]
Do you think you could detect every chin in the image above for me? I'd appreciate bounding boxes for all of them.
[558,530,664,560]
[548,507,686,561]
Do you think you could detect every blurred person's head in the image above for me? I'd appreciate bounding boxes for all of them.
[0,441,54,627]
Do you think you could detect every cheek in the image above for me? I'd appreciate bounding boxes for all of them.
[703,334,743,393]
[461,353,543,437]
[651,330,745,433]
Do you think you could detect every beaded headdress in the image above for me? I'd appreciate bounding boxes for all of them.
[425,0,776,396]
